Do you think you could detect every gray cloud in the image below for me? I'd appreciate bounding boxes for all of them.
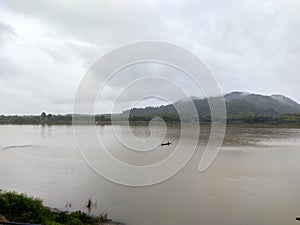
[0,21,15,38]
[0,0,299,114]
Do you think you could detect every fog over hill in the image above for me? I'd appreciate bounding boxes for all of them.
[126,92,300,119]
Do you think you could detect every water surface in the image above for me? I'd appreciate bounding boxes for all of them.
[0,125,300,225]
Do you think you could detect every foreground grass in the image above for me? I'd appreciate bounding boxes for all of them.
[0,190,109,225]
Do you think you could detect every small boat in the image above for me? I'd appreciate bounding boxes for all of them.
[161,141,171,146]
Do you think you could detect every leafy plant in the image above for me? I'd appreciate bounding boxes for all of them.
[0,190,110,225]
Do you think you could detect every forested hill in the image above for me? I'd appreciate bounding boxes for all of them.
[1,92,300,125]
[127,92,300,116]
[224,92,300,115]
[125,92,300,124]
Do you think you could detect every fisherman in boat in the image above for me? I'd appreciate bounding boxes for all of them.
[161,141,171,146]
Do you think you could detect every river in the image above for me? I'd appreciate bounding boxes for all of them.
[0,125,300,225]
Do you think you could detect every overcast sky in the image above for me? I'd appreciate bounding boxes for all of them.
[0,0,299,114]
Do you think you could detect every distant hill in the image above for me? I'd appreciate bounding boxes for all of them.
[125,92,300,122]
[224,92,300,115]
[1,92,299,125]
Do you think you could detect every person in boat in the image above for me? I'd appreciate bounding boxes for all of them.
[161,141,171,146]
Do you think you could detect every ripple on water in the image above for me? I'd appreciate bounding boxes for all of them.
[2,145,37,150]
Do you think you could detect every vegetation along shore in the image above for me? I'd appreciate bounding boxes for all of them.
[0,190,124,225]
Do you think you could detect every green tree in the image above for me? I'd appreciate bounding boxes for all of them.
[41,112,46,119]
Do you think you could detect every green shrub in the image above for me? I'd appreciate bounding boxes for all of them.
[0,190,110,225]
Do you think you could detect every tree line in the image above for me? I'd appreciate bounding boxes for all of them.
[0,112,72,125]
[0,112,300,125]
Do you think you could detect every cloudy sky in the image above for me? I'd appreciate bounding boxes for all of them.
[0,0,299,114]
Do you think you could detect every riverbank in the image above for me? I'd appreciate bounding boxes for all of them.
[0,190,124,225]
[1,113,300,127]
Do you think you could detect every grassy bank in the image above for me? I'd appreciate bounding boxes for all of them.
[0,190,111,225]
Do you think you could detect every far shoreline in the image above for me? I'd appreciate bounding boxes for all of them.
[0,122,300,128]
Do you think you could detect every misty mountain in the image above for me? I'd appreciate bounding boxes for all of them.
[224,92,300,115]
[126,92,300,119]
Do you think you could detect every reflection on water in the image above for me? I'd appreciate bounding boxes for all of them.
[0,125,300,225]
[223,126,300,147]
